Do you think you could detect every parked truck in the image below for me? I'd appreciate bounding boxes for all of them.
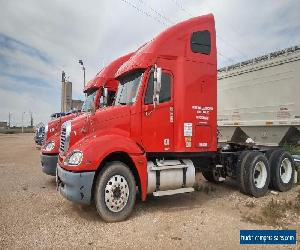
[57,14,296,222]
[34,125,45,146]
[41,109,81,175]
[41,53,132,176]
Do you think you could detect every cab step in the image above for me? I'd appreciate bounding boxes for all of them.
[153,187,194,197]
[150,159,189,171]
[150,164,189,171]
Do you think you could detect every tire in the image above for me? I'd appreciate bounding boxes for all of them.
[265,148,284,189]
[242,151,270,197]
[94,161,136,222]
[269,150,295,192]
[265,148,283,160]
[236,150,252,194]
[202,167,225,183]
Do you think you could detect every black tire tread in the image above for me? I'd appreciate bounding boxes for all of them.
[202,168,224,183]
[269,150,295,192]
[243,152,270,197]
[237,150,252,194]
[202,169,216,183]
[265,148,284,189]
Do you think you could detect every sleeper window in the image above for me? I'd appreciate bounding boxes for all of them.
[190,30,211,55]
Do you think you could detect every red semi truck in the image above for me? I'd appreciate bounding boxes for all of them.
[41,53,132,176]
[57,14,296,222]
[41,112,79,175]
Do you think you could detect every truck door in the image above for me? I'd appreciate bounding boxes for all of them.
[141,70,174,152]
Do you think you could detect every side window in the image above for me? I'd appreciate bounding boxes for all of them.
[107,91,115,106]
[190,30,211,55]
[144,72,171,105]
[99,91,115,107]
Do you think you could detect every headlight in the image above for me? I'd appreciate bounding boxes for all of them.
[45,141,55,152]
[66,151,83,166]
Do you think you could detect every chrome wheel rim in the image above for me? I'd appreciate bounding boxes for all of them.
[253,161,267,189]
[280,158,292,184]
[105,175,129,213]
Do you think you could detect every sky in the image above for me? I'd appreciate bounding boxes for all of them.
[0,0,299,126]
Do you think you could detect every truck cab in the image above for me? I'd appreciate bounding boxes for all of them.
[57,14,217,221]
[41,53,132,176]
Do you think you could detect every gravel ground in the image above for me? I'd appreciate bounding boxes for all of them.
[0,134,299,249]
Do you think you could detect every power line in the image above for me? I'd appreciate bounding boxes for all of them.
[204,1,258,51]
[138,0,174,25]
[216,35,248,58]
[119,0,169,27]
[171,0,193,17]
[217,49,236,63]
[120,0,238,65]
[170,0,246,63]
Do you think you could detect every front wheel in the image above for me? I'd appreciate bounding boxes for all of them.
[94,161,136,222]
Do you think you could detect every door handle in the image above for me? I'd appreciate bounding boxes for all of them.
[143,105,154,112]
[143,105,154,116]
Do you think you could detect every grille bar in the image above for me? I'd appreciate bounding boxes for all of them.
[59,127,66,153]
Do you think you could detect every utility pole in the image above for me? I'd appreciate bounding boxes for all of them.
[30,111,33,127]
[21,111,25,133]
[8,112,11,128]
[78,60,86,88]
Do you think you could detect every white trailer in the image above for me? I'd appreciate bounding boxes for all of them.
[217,45,300,146]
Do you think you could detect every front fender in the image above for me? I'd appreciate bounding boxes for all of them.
[64,134,144,171]
[62,134,148,201]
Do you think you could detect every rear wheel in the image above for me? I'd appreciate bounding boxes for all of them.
[265,148,283,160]
[242,151,270,197]
[269,150,295,192]
[265,148,284,189]
[94,161,136,222]
[202,167,225,183]
[236,150,251,194]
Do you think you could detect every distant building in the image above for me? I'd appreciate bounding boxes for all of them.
[61,80,72,113]
[0,122,8,129]
[61,71,83,112]
[72,99,84,111]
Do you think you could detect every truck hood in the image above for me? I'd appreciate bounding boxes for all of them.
[94,105,130,123]
[67,105,131,152]
[47,113,78,138]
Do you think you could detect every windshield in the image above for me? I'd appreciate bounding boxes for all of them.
[50,113,64,120]
[81,89,97,112]
[114,70,144,105]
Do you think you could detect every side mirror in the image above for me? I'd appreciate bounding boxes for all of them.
[153,65,162,107]
[103,87,108,107]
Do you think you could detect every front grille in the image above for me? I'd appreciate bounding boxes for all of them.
[59,126,66,153]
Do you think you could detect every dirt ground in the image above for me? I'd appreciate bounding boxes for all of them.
[0,134,299,249]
